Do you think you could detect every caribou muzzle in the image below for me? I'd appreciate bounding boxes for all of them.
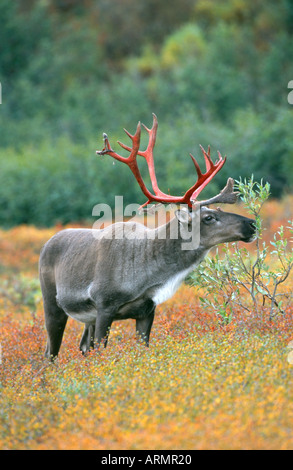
[240,218,257,242]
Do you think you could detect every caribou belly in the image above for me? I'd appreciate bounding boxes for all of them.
[65,310,97,324]
[152,268,191,306]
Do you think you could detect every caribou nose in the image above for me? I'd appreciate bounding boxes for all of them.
[250,220,256,231]
[248,220,257,237]
[241,219,257,243]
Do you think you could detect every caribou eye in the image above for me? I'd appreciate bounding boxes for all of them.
[203,215,215,223]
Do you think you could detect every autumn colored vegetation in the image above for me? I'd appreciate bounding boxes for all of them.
[1,195,293,450]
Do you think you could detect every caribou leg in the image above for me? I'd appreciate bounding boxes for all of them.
[79,324,95,355]
[136,308,155,346]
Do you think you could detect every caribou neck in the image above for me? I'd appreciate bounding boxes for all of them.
[153,216,209,271]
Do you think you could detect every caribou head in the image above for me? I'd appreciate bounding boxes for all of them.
[96,113,256,248]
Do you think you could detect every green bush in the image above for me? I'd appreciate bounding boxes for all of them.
[188,177,293,323]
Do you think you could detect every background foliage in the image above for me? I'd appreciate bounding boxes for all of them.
[0,0,293,226]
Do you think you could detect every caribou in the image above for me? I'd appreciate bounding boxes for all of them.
[39,114,256,359]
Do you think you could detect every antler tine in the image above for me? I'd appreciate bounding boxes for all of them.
[140,113,158,148]
[96,133,113,155]
[199,144,213,171]
[188,147,227,203]
[199,177,239,207]
[137,114,169,198]
[117,122,141,158]
[189,153,203,179]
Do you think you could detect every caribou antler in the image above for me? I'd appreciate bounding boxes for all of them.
[199,177,239,207]
[96,114,236,208]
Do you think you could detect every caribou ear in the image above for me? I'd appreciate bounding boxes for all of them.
[175,209,192,225]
